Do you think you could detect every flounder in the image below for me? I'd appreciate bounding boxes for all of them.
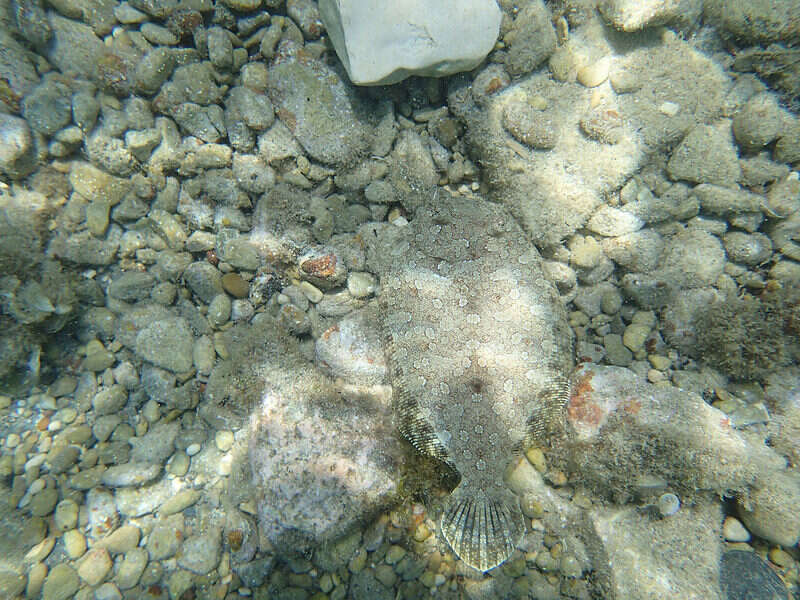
[379,193,573,571]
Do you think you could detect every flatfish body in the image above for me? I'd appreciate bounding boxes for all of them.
[379,193,573,572]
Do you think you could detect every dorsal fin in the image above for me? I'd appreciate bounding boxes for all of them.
[525,371,571,447]
[392,380,452,465]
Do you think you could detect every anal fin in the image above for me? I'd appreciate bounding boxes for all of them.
[440,483,524,572]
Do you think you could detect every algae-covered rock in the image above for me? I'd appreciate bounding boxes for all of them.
[266,43,371,166]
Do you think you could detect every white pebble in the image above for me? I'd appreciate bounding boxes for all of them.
[186,443,202,456]
[215,430,234,452]
[577,56,611,88]
[659,101,680,117]
[722,516,751,542]
[657,492,680,517]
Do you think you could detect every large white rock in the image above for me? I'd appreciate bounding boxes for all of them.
[319,0,501,86]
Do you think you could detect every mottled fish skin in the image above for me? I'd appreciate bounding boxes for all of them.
[379,193,573,572]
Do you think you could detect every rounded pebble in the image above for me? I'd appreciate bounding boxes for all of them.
[577,56,611,88]
[221,272,250,298]
[723,516,751,542]
[657,492,680,517]
[215,430,234,452]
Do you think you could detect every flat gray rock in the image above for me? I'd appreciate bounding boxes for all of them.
[134,317,194,373]
[319,0,501,85]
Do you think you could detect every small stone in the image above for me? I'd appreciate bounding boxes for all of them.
[117,548,148,590]
[129,421,179,465]
[722,516,750,542]
[54,499,79,532]
[101,463,161,487]
[41,563,79,600]
[94,582,123,600]
[160,489,200,516]
[733,92,782,152]
[723,232,772,266]
[221,272,249,298]
[349,548,367,573]
[667,122,741,186]
[24,537,55,564]
[77,547,112,586]
[215,430,235,452]
[94,524,141,554]
[600,289,623,315]
[586,205,644,237]
[147,516,183,560]
[0,113,36,178]
[30,488,59,517]
[86,488,119,539]
[63,529,86,559]
[604,333,633,366]
[135,318,194,373]
[657,492,680,517]
[413,522,432,542]
[374,564,397,587]
[319,0,502,85]
[385,545,406,565]
[622,323,650,353]
[186,443,201,456]
[177,529,222,574]
[167,450,190,476]
[525,447,547,473]
[83,341,116,372]
[577,56,611,87]
[92,385,128,416]
[347,272,376,298]
[768,548,792,568]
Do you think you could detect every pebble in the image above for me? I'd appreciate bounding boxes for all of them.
[723,516,751,542]
[86,488,118,539]
[603,333,633,366]
[221,272,250,298]
[186,443,202,456]
[54,499,79,532]
[385,545,406,565]
[374,564,397,587]
[657,492,680,517]
[177,529,222,574]
[135,317,195,373]
[147,516,183,560]
[577,56,611,87]
[117,548,148,590]
[347,272,377,298]
[622,323,651,353]
[94,524,141,554]
[41,563,79,600]
[26,562,47,598]
[76,546,112,586]
[130,421,180,465]
[586,205,644,237]
[733,92,782,152]
[160,489,200,515]
[215,430,235,452]
[29,488,59,517]
[167,450,190,476]
[723,231,772,266]
[25,537,55,564]
[101,463,161,487]
[94,582,123,600]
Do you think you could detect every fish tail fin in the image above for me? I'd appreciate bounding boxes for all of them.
[440,482,524,572]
